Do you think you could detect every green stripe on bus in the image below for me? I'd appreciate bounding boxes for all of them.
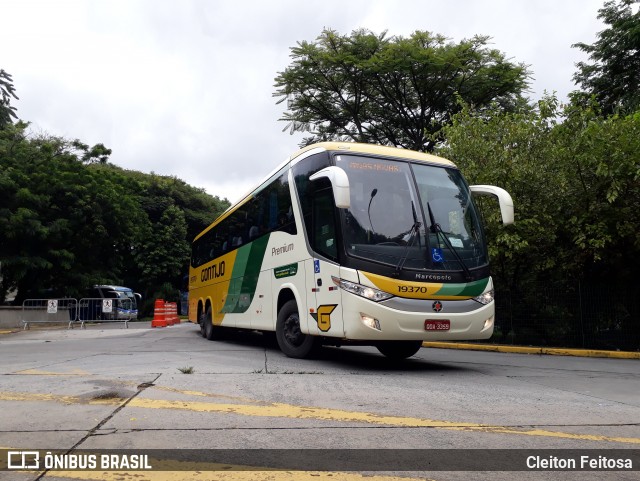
[222,234,271,314]
[435,278,489,297]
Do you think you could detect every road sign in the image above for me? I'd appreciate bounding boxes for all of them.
[102,299,113,313]
[47,300,58,314]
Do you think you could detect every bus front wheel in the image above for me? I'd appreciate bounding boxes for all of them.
[276,300,318,358]
[376,340,423,359]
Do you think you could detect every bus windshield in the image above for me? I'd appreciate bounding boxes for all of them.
[336,154,488,271]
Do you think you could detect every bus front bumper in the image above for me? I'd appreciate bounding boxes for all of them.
[340,294,495,342]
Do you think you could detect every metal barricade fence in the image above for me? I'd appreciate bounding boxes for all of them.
[77,298,133,328]
[21,299,78,330]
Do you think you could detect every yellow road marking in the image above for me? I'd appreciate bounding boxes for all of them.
[13,368,90,376]
[1,390,638,445]
[0,391,85,404]
[148,385,268,405]
[125,398,640,444]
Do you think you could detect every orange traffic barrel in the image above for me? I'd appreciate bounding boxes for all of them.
[151,299,167,328]
[164,301,175,326]
[170,302,181,324]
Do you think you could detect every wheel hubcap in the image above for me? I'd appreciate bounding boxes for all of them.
[283,313,303,347]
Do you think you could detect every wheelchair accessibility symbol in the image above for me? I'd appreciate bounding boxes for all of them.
[431,248,444,263]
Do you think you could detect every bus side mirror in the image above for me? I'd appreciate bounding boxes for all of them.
[309,166,351,209]
[470,185,514,225]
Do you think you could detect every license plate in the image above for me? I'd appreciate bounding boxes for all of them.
[425,320,450,331]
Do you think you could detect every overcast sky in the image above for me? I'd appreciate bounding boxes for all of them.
[3,0,605,203]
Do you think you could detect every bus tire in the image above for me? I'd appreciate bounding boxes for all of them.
[199,311,206,337]
[276,300,317,358]
[201,306,218,341]
[376,340,423,359]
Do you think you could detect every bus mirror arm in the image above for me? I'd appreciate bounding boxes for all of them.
[309,166,351,209]
[470,185,515,225]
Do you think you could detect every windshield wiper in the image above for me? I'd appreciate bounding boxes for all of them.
[395,201,422,275]
[427,202,472,281]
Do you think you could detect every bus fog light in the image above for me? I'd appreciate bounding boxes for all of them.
[483,316,494,331]
[360,313,381,331]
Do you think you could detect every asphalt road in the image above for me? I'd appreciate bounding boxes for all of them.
[0,321,638,481]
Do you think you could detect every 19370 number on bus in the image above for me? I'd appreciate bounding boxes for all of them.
[398,285,428,294]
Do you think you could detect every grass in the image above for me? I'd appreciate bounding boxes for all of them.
[178,366,195,374]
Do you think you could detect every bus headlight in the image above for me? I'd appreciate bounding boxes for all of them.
[473,288,494,305]
[331,277,393,302]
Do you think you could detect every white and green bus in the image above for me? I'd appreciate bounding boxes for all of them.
[188,142,513,359]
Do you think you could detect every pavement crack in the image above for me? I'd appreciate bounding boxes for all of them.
[33,373,162,481]
[264,348,272,374]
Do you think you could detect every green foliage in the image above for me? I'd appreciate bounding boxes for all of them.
[572,0,640,114]
[438,97,565,290]
[0,69,18,127]
[70,140,112,164]
[0,124,145,300]
[440,95,640,346]
[136,204,190,287]
[555,101,640,273]
[0,122,230,305]
[274,28,531,151]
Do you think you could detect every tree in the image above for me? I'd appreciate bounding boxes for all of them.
[136,204,190,290]
[0,72,230,307]
[0,128,229,306]
[0,126,147,301]
[0,69,19,128]
[572,0,640,114]
[440,97,640,348]
[133,173,229,243]
[554,103,640,277]
[438,97,566,294]
[274,29,531,151]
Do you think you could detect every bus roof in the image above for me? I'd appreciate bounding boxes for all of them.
[290,142,456,167]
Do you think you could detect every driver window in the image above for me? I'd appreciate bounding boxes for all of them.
[312,185,338,261]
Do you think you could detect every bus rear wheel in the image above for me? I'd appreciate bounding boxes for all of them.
[199,309,207,337]
[201,306,219,341]
[276,300,318,359]
[376,340,423,359]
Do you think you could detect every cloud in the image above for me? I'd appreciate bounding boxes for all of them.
[3,0,604,204]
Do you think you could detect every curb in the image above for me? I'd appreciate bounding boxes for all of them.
[422,342,640,360]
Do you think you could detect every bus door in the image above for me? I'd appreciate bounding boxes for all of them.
[305,184,344,337]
